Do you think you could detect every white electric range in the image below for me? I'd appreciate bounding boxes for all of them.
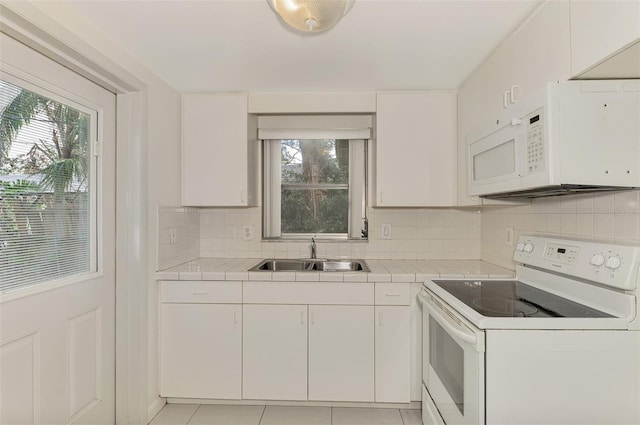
[419,235,640,425]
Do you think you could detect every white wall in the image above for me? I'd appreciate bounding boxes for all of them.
[481,189,640,270]
[0,1,184,420]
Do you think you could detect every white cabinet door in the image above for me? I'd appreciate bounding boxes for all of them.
[182,93,258,206]
[242,304,308,401]
[308,305,374,402]
[512,0,571,109]
[160,303,241,399]
[375,92,456,207]
[570,0,640,76]
[375,306,411,403]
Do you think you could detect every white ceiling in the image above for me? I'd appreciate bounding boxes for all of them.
[66,0,543,93]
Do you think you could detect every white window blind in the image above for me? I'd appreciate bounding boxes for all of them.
[0,78,96,293]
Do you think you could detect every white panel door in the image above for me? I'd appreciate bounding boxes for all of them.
[308,305,374,402]
[0,33,115,424]
[160,303,241,399]
[375,306,411,402]
[242,304,308,401]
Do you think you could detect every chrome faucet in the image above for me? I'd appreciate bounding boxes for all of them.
[311,237,317,259]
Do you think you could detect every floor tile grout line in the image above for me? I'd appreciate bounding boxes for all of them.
[184,404,201,425]
[257,404,267,425]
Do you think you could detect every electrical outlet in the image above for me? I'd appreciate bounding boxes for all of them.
[505,226,514,246]
[381,223,392,240]
[242,224,254,241]
[169,228,177,245]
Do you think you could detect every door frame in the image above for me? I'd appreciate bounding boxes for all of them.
[0,3,149,423]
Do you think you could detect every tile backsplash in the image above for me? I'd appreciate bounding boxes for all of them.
[156,206,482,269]
[481,189,640,270]
[157,190,640,271]
[157,206,200,270]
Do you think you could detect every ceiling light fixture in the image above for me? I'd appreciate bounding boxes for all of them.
[267,0,355,33]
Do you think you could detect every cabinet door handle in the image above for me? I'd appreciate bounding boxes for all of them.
[378,312,382,326]
[234,311,238,324]
[503,90,510,108]
[311,311,315,325]
[510,85,519,104]
[192,292,208,295]
[301,311,305,325]
[240,190,246,204]
[385,292,400,296]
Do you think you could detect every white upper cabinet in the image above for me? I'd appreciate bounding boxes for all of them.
[570,0,640,77]
[456,1,571,206]
[375,92,456,207]
[182,93,258,206]
[511,0,571,108]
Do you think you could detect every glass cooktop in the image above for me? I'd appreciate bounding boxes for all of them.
[432,280,613,318]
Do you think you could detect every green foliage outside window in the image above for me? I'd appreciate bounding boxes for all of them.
[280,139,349,234]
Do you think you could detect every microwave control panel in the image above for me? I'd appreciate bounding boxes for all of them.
[526,109,545,174]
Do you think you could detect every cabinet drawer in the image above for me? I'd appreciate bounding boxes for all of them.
[161,281,241,303]
[243,281,373,305]
[375,283,410,305]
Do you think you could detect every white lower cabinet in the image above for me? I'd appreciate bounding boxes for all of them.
[160,303,242,399]
[242,304,308,400]
[375,305,411,402]
[308,305,374,402]
[161,280,412,403]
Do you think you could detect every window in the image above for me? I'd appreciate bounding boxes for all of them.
[0,77,97,292]
[263,138,367,240]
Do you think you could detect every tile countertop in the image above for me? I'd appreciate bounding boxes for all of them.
[155,258,514,282]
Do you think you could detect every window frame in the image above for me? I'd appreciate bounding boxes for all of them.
[0,70,101,293]
[262,138,368,241]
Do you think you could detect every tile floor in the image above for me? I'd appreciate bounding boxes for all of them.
[150,404,422,425]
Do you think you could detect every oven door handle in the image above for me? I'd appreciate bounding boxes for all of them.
[421,292,478,346]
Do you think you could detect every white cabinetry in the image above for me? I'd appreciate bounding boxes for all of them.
[182,93,258,206]
[375,92,456,207]
[374,283,411,403]
[160,281,241,399]
[242,304,308,401]
[161,280,411,403]
[570,0,640,77]
[456,1,570,206]
[308,305,374,402]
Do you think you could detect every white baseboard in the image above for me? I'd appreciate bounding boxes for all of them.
[165,398,421,410]
[147,397,167,424]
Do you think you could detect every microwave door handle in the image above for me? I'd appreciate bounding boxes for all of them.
[426,297,478,346]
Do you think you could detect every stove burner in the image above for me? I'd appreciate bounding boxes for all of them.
[472,297,538,317]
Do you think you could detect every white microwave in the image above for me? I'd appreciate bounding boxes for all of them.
[468,80,640,198]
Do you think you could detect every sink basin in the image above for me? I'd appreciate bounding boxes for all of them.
[248,259,369,272]
[313,260,368,272]
[250,259,316,271]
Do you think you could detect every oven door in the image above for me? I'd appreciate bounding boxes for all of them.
[419,288,485,425]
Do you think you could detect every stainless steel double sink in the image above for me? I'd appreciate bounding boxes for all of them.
[248,259,369,272]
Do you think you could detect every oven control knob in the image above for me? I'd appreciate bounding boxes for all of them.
[523,243,534,253]
[590,254,605,267]
[605,256,622,270]
[516,243,525,251]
